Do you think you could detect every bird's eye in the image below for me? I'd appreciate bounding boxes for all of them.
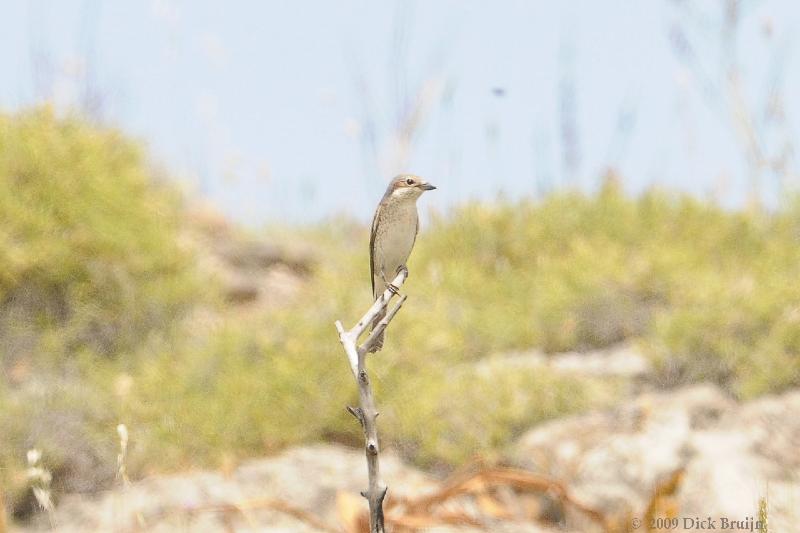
[405,178,414,185]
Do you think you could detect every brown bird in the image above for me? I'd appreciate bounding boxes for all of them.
[368,174,436,352]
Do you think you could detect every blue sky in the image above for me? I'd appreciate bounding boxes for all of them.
[1,1,798,225]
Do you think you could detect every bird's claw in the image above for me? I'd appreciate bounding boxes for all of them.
[387,283,400,296]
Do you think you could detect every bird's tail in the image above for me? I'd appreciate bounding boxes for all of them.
[368,308,386,353]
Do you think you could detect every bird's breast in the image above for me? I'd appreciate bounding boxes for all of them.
[374,202,418,274]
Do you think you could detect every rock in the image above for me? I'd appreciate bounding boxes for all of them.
[678,390,800,532]
[183,201,314,309]
[214,240,313,275]
[20,444,437,532]
[17,442,585,532]
[510,384,800,531]
[482,342,651,380]
[548,344,651,378]
[210,239,313,307]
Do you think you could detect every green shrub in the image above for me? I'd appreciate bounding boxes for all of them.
[402,183,800,398]
[0,107,197,360]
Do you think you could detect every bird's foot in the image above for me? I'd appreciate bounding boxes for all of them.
[387,283,401,296]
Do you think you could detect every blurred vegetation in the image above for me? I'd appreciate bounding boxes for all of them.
[0,108,196,359]
[0,108,200,511]
[3,108,800,516]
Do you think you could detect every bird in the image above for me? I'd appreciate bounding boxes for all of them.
[368,174,436,352]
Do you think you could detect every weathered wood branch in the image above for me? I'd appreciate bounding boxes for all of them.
[335,269,408,533]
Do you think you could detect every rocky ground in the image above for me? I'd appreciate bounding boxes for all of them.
[12,376,798,532]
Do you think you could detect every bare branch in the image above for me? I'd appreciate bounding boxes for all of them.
[352,269,409,339]
[334,268,408,533]
[359,294,407,355]
[346,405,366,429]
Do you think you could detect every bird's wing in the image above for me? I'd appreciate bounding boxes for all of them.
[410,211,419,252]
[369,201,382,298]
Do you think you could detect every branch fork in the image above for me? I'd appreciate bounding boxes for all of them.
[335,269,408,533]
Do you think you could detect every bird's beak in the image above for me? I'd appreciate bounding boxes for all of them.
[419,182,437,191]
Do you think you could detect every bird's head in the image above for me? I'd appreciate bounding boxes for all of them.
[386,174,436,201]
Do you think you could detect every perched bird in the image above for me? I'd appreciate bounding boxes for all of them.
[368,174,436,352]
